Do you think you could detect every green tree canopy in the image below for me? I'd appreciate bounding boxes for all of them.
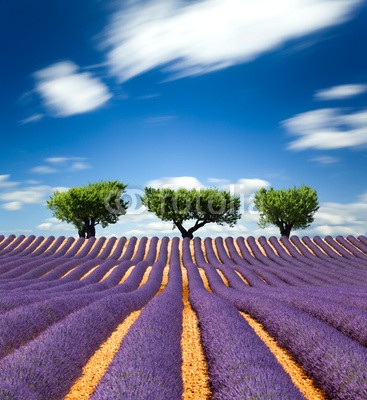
[254,185,319,237]
[47,180,128,238]
[141,187,241,239]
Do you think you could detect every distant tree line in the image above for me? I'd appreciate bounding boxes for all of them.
[47,180,319,239]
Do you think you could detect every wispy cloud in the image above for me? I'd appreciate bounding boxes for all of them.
[46,157,71,164]
[311,155,340,165]
[70,161,91,171]
[30,166,58,174]
[144,115,176,126]
[137,93,160,100]
[0,187,50,204]
[315,84,367,100]
[284,108,367,150]
[0,184,65,211]
[34,61,112,117]
[0,175,19,189]
[30,156,91,174]
[37,217,75,232]
[2,201,23,211]
[103,0,362,82]
[19,113,44,125]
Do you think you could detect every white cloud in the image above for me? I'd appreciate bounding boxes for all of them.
[218,178,271,197]
[208,178,229,184]
[118,211,155,222]
[46,157,70,164]
[124,229,147,236]
[70,161,91,171]
[315,84,367,100]
[31,166,58,174]
[312,225,360,236]
[46,156,85,164]
[315,201,367,226]
[311,155,339,165]
[103,0,362,82]
[0,175,18,189]
[2,201,23,211]
[37,217,75,232]
[34,61,112,117]
[19,113,44,125]
[284,108,367,150]
[0,186,51,204]
[146,221,173,231]
[30,157,91,174]
[146,176,204,190]
[0,185,67,212]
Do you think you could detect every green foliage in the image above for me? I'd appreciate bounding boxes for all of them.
[254,185,319,237]
[47,180,128,238]
[141,187,241,238]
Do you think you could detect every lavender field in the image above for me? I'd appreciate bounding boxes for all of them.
[0,234,367,399]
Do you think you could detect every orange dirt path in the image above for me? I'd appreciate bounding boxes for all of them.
[64,310,141,400]
[181,252,211,400]
[241,312,326,400]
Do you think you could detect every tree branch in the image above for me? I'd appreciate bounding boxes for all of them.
[174,220,189,237]
[188,220,208,235]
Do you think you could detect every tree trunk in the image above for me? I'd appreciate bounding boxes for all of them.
[174,221,194,239]
[181,230,194,239]
[85,224,96,238]
[78,226,86,238]
[280,224,293,238]
[175,220,206,240]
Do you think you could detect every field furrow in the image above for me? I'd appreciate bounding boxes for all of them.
[0,234,366,398]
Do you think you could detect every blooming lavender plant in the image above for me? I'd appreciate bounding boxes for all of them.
[201,262,367,400]
[0,238,169,399]
[183,238,305,400]
[92,237,183,400]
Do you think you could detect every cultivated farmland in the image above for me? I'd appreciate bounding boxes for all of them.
[0,234,367,399]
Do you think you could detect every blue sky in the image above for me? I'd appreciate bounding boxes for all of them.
[1,0,367,238]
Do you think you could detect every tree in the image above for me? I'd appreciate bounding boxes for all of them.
[141,187,241,239]
[254,185,319,237]
[47,180,128,238]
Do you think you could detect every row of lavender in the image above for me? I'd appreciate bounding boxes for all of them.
[0,235,128,260]
[1,234,367,293]
[1,234,367,299]
[0,236,169,398]
[188,237,367,399]
[0,235,366,398]
[1,234,367,267]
